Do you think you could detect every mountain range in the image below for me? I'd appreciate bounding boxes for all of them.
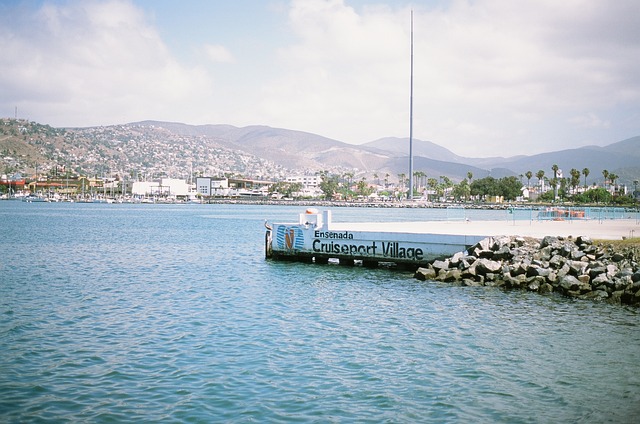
[2,118,639,187]
[135,120,640,186]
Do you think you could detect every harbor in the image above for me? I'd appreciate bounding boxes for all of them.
[2,200,640,422]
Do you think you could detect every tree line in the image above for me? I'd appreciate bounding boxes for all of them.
[310,166,638,205]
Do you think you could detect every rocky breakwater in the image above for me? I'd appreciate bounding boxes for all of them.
[415,235,640,306]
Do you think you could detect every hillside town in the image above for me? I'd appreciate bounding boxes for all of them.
[1,166,638,206]
[1,118,639,204]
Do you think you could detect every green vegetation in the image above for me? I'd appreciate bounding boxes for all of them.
[470,176,522,201]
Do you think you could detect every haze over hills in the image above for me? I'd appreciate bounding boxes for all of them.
[138,121,640,186]
[1,118,639,187]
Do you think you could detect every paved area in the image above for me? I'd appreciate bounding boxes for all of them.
[329,219,640,241]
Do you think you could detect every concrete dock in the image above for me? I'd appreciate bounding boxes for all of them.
[329,218,640,241]
[266,209,639,268]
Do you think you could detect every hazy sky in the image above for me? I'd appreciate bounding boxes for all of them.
[1,0,639,157]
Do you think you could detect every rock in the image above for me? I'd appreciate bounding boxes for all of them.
[582,290,609,301]
[571,250,586,261]
[591,273,612,289]
[450,251,464,266]
[504,274,526,288]
[415,267,436,281]
[568,261,587,277]
[437,269,448,281]
[555,264,569,278]
[527,276,546,292]
[578,274,591,284]
[611,252,625,262]
[475,258,503,275]
[414,234,639,307]
[541,236,559,249]
[616,268,635,279]
[539,283,554,294]
[478,249,495,259]
[493,245,513,260]
[432,260,449,272]
[549,254,565,268]
[577,235,592,245]
[444,269,462,282]
[588,266,607,279]
[560,244,574,257]
[559,275,583,292]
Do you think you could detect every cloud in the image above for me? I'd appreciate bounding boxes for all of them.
[203,44,235,63]
[1,0,638,158]
[258,0,640,156]
[568,113,611,129]
[0,0,213,125]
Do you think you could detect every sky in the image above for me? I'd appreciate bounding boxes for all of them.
[1,0,639,158]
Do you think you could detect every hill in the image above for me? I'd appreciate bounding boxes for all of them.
[1,118,639,186]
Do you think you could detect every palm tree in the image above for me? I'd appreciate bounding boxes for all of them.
[551,164,559,201]
[609,173,618,192]
[536,170,545,190]
[397,173,406,198]
[525,171,532,188]
[467,171,473,183]
[582,168,590,188]
[602,169,609,189]
[570,168,581,194]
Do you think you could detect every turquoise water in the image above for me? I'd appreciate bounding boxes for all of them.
[1,202,639,423]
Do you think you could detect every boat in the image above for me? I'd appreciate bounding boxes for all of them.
[22,194,48,202]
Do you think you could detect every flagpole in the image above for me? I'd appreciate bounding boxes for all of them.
[408,10,414,201]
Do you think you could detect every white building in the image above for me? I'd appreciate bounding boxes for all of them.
[286,175,321,189]
[132,178,191,197]
[196,177,229,197]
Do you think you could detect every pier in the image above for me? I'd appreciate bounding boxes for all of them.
[265,209,639,268]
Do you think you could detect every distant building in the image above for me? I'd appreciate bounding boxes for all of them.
[132,178,190,197]
[196,177,229,197]
[195,177,273,197]
[286,175,321,189]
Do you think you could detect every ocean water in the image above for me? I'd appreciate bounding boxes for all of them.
[1,201,639,423]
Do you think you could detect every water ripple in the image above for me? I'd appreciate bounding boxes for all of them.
[1,203,639,422]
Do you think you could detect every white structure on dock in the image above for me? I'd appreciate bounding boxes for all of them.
[132,178,190,198]
[265,209,487,268]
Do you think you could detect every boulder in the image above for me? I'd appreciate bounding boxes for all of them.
[432,259,450,272]
[577,235,593,246]
[414,267,437,281]
[493,245,513,260]
[540,236,560,249]
[414,234,639,307]
[475,258,503,275]
[549,254,565,268]
[559,275,583,292]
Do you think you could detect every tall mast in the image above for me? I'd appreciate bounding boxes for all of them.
[408,10,414,200]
